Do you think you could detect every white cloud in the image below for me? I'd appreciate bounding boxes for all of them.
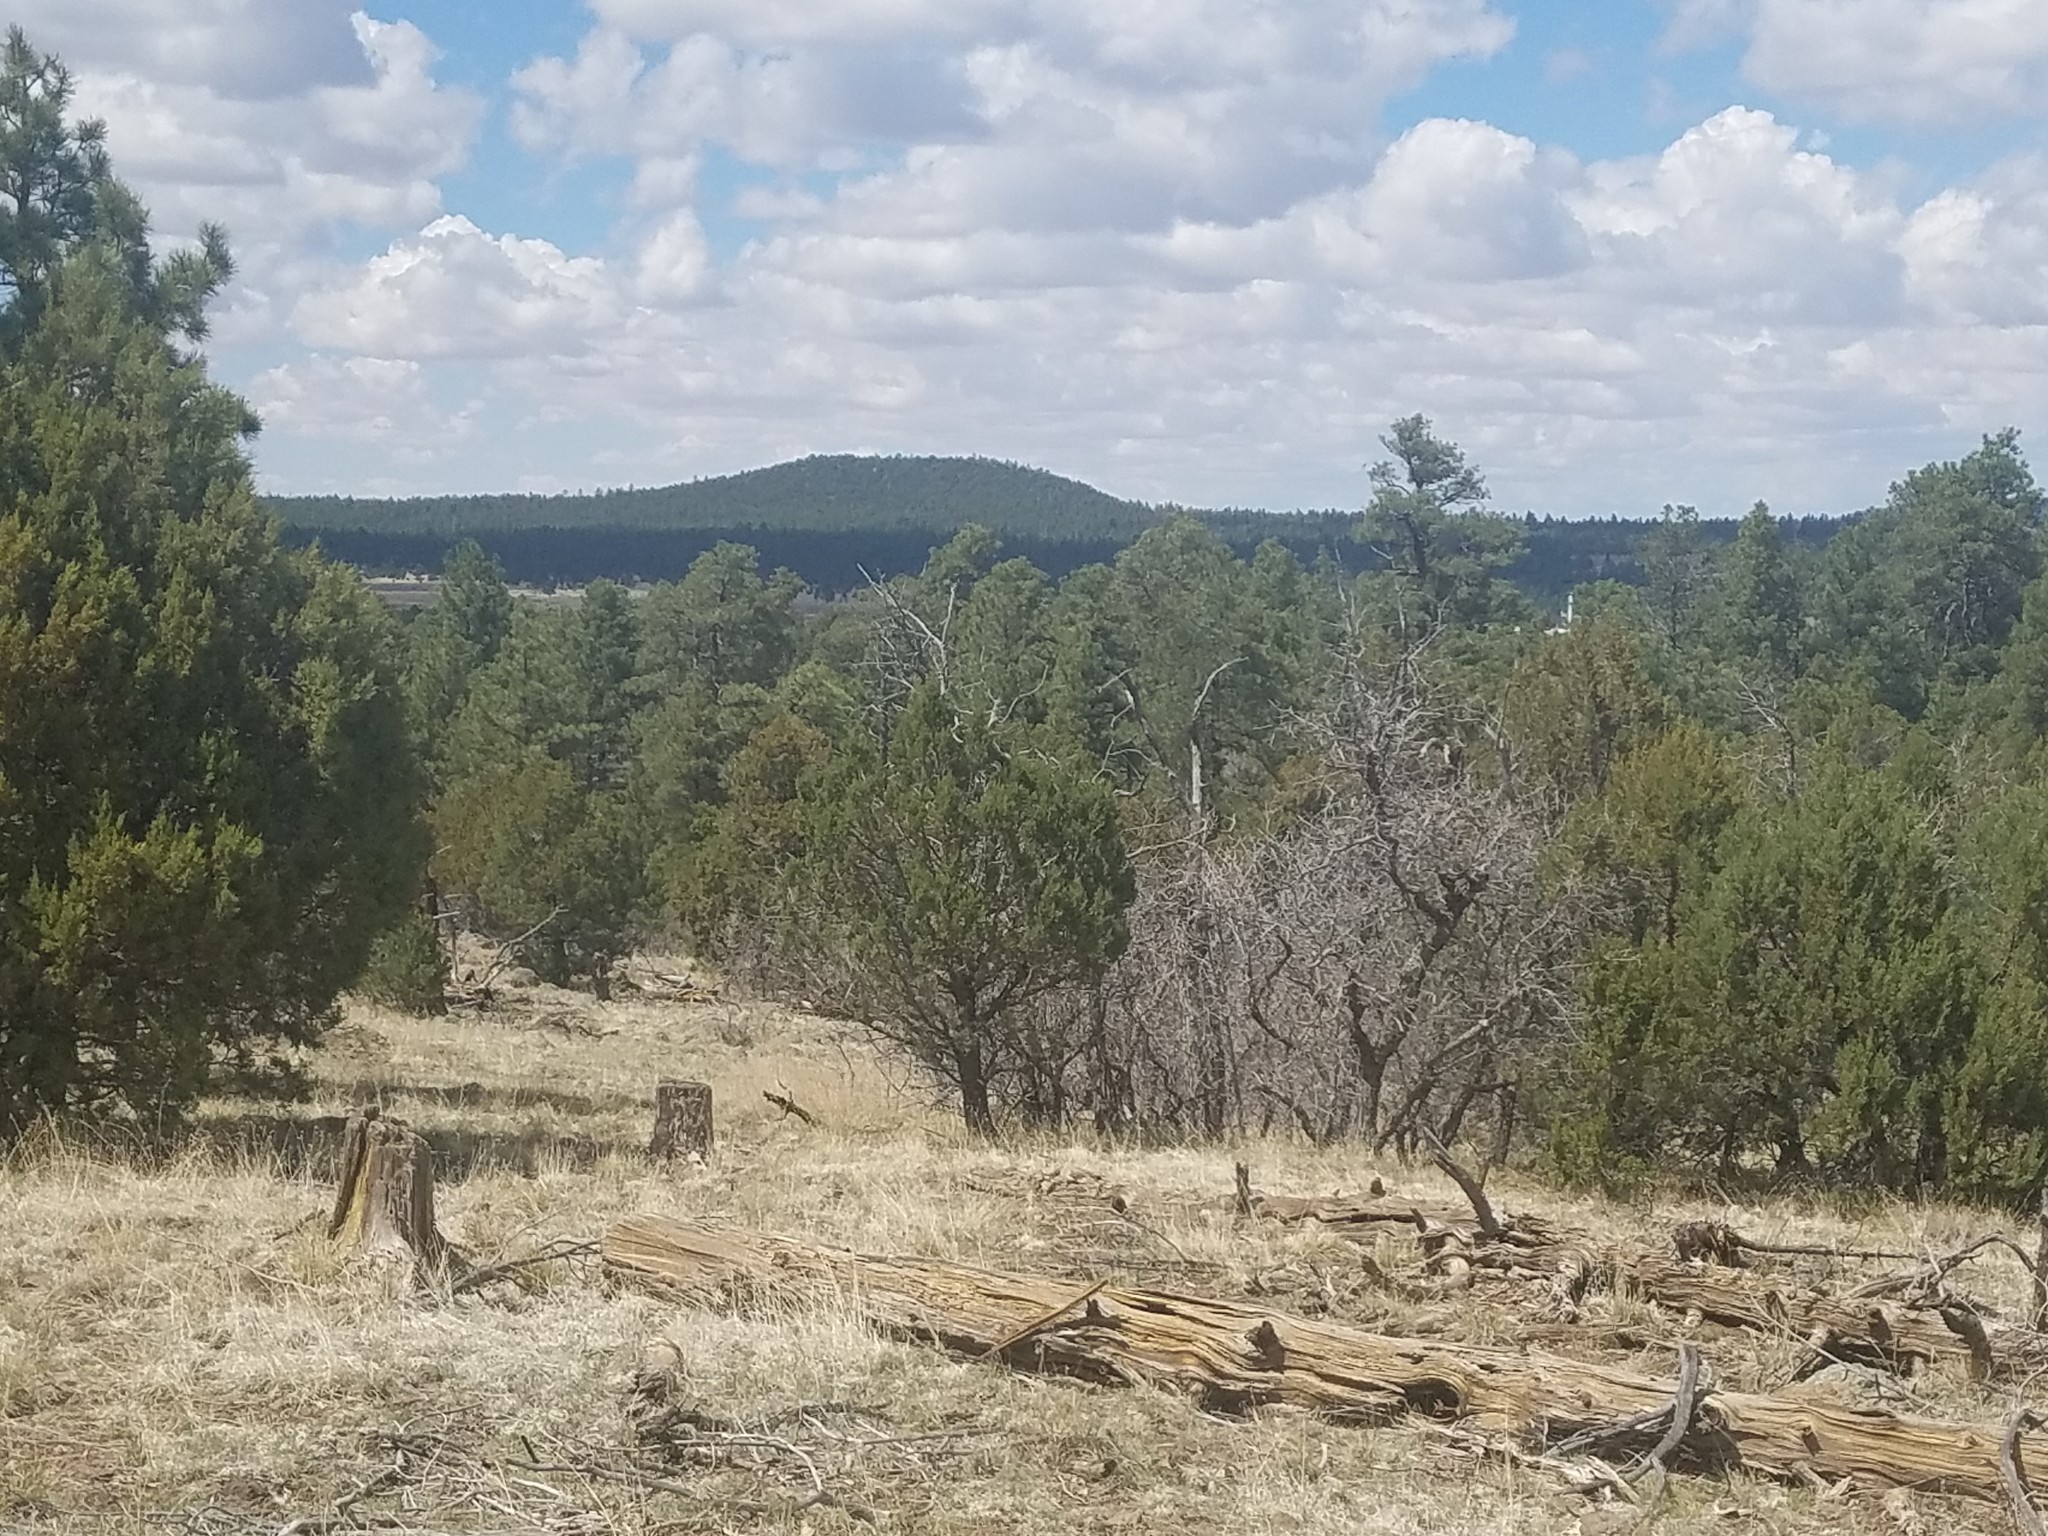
[274,95,2048,516]
[40,8,480,371]
[249,355,477,452]
[512,0,1514,224]
[1902,157,2048,325]
[12,0,373,99]
[293,216,622,359]
[1572,108,1902,322]
[38,2,2040,519]
[1668,0,2048,124]
[72,15,480,251]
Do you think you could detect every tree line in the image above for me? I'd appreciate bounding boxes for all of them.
[270,458,1841,607]
[357,415,2048,1202]
[10,27,2048,1204]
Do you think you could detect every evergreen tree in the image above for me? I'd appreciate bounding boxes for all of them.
[791,685,1134,1133]
[406,538,512,765]
[1357,415,1522,628]
[638,542,801,696]
[1709,501,1803,672]
[0,34,421,1128]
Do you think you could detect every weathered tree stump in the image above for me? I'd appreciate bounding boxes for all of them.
[328,1110,447,1271]
[648,1079,713,1163]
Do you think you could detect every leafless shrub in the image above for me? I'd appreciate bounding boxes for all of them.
[1023,628,1581,1151]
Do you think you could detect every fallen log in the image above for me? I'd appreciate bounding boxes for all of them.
[602,1214,2048,1503]
[1240,1178,2032,1377]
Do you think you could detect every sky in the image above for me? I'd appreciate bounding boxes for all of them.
[28,0,2048,516]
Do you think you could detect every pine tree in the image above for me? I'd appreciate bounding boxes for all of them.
[791,685,1135,1133]
[0,33,422,1129]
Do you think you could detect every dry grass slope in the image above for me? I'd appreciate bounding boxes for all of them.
[2,971,2042,1534]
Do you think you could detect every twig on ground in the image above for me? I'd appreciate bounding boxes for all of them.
[448,1238,599,1297]
[983,1278,1111,1358]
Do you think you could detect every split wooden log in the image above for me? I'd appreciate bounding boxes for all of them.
[649,1079,714,1163]
[327,1111,447,1271]
[601,1214,2048,1503]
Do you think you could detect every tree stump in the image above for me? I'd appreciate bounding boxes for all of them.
[649,1079,714,1163]
[328,1110,447,1271]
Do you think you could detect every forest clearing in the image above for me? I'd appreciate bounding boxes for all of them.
[9,963,2048,1536]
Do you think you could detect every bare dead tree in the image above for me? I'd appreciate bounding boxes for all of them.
[1058,622,1578,1150]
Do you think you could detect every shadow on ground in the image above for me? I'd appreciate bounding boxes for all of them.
[192,1112,625,1179]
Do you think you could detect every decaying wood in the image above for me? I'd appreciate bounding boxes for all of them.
[649,1079,714,1162]
[327,1111,447,1271]
[1243,1176,2039,1377]
[1673,1221,1915,1266]
[602,1214,2048,1503]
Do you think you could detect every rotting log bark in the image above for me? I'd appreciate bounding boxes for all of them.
[649,1079,714,1163]
[601,1215,2048,1503]
[328,1111,447,1270]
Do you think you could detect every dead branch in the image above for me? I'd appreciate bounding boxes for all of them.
[1675,1220,1916,1266]
[1419,1125,1499,1240]
[2035,1184,2048,1331]
[984,1278,1110,1357]
[1636,1343,1703,1502]
[448,1239,599,1298]
[762,1088,819,1127]
[468,906,566,996]
[2005,1406,2048,1536]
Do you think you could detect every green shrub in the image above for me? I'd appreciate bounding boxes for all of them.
[354,912,448,1016]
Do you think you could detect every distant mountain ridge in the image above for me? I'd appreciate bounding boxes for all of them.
[268,451,1847,604]
[269,453,1167,541]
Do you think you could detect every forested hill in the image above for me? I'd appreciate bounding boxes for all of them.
[273,454,1160,538]
[268,452,1845,602]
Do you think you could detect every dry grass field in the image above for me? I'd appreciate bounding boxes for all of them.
[3,967,2043,1535]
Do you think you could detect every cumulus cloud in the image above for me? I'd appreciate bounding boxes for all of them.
[513,0,1514,223]
[293,216,621,359]
[280,94,2048,516]
[1669,0,2048,124]
[12,0,373,99]
[72,15,480,252]
[46,1,2048,519]
[1901,157,2048,325]
[249,355,477,451]
[1573,107,1902,322]
[36,7,480,369]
